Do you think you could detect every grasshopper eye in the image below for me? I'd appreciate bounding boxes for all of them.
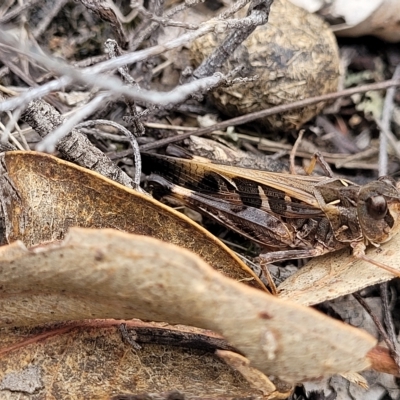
[366,195,388,220]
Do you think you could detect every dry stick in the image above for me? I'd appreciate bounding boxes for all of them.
[170,1,270,106]
[0,10,269,114]
[147,0,165,47]
[105,39,145,137]
[32,0,69,38]
[375,119,400,161]
[36,92,113,153]
[0,121,23,150]
[0,9,273,87]
[138,78,400,152]
[219,0,252,19]
[0,0,42,24]
[289,130,304,175]
[378,64,400,176]
[130,0,205,51]
[7,111,30,150]
[353,292,395,356]
[380,283,400,368]
[193,0,274,80]
[0,43,225,115]
[79,0,128,49]
[317,115,360,154]
[20,99,134,188]
[75,119,142,188]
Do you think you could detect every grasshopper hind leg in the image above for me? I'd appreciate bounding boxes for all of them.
[258,248,327,264]
[258,248,328,294]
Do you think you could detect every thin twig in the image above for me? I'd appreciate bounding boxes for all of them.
[130,0,204,50]
[105,39,145,137]
[0,0,42,23]
[36,92,113,153]
[375,119,400,161]
[219,0,252,19]
[0,120,24,150]
[193,0,273,80]
[20,98,134,188]
[378,64,400,176]
[138,78,400,151]
[75,119,142,188]
[0,28,228,112]
[381,283,400,366]
[289,130,304,175]
[7,112,30,150]
[353,292,395,354]
[32,0,69,38]
[80,0,128,48]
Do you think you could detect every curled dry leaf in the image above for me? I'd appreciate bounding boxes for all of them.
[278,235,400,305]
[0,227,376,382]
[216,350,293,398]
[0,150,264,290]
[0,321,267,399]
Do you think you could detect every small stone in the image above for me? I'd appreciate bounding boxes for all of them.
[191,0,340,131]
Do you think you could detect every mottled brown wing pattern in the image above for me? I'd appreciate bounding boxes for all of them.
[142,153,400,265]
[142,153,328,217]
[142,154,344,256]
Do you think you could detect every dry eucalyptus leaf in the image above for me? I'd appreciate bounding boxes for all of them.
[0,321,265,399]
[289,0,400,42]
[216,350,293,399]
[0,150,264,290]
[0,228,376,382]
[278,237,400,305]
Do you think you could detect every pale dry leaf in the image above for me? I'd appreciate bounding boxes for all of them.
[0,150,264,290]
[216,350,277,395]
[0,321,264,399]
[330,0,400,42]
[278,237,400,305]
[0,227,376,382]
[289,0,400,42]
[289,0,382,25]
[340,372,369,389]
[216,350,293,399]
[187,136,249,161]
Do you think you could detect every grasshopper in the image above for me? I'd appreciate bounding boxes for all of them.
[141,152,400,278]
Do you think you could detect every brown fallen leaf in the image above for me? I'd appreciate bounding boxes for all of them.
[0,150,264,290]
[278,237,400,306]
[0,320,264,399]
[0,227,376,382]
[367,346,400,377]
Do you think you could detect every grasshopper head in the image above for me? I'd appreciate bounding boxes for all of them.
[358,177,400,246]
